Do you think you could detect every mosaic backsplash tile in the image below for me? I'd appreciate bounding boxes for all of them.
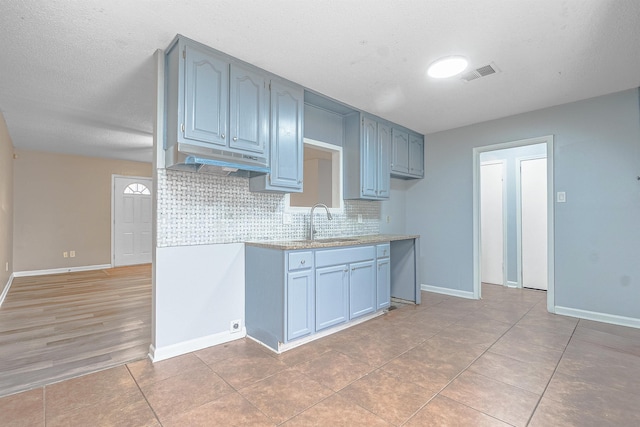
[157,169,381,247]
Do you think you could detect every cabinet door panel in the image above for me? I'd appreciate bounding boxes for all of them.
[349,260,376,319]
[269,80,304,190]
[377,122,391,198]
[229,65,267,154]
[184,45,228,146]
[377,258,390,310]
[361,117,378,197]
[391,128,409,174]
[409,134,424,177]
[287,270,314,341]
[316,265,349,331]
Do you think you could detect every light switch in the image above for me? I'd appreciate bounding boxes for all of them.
[557,191,566,203]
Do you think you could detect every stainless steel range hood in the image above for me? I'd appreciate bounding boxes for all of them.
[165,142,270,178]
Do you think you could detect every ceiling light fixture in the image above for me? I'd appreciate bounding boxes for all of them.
[427,56,468,79]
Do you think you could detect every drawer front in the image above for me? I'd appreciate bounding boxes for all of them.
[288,251,313,271]
[376,243,390,258]
[315,246,375,268]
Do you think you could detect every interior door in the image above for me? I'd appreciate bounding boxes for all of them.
[113,176,152,266]
[520,157,547,290]
[480,162,505,285]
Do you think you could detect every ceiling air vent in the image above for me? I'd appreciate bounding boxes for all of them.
[461,63,499,82]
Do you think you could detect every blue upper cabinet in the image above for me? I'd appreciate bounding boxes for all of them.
[250,79,304,192]
[229,64,268,154]
[391,126,424,179]
[183,44,229,146]
[166,36,268,159]
[344,113,391,200]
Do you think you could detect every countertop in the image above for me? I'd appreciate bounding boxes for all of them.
[245,234,419,250]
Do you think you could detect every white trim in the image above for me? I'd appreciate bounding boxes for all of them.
[0,273,15,306]
[12,264,112,278]
[506,281,519,288]
[421,284,476,300]
[148,328,247,362]
[472,135,555,312]
[555,306,640,330]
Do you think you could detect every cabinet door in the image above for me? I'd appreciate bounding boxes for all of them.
[361,116,378,198]
[391,128,409,174]
[377,258,391,310]
[316,265,349,331]
[377,122,391,198]
[183,44,228,146]
[229,65,267,154]
[269,80,304,190]
[349,260,376,319]
[287,270,314,341]
[409,134,424,177]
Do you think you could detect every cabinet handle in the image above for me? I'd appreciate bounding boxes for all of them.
[301,259,305,265]
[221,134,225,139]
[343,268,348,273]
[233,137,238,141]
[351,267,356,271]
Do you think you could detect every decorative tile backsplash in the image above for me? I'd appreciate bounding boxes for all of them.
[157,169,381,247]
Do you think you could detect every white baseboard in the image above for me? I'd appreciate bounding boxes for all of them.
[149,328,247,362]
[555,306,640,329]
[13,264,112,278]
[507,281,519,288]
[421,284,476,300]
[0,273,15,307]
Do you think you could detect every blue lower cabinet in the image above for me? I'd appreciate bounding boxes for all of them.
[315,265,349,331]
[349,260,376,319]
[376,257,391,309]
[286,270,314,341]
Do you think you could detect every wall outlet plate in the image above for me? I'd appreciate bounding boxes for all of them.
[357,214,363,223]
[230,319,242,333]
[282,213,292,225]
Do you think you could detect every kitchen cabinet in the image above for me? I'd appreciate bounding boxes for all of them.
[344,113,391,200]
[376,244,391,309]
[391,126,424,179]
[166,36,268,159]
[349,260,376,319]
[315,265,349,331]
[286,252,314,340]
[250,79,304,192]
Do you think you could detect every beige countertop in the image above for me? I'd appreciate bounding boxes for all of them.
[245,234,419,250]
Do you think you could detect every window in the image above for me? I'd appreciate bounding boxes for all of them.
[124,183,150,195]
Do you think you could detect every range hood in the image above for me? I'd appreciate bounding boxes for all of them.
[165,142,270,178]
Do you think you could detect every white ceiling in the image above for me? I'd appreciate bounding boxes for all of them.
[1,0,639,163]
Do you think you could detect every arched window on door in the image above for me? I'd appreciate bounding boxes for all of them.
[123,183,150,195]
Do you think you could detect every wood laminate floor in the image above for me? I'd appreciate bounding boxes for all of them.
[0,265,151,398]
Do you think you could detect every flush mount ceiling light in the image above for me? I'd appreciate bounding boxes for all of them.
[427,56,468,78]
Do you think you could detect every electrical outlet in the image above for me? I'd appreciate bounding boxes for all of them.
[5,262,8,272]
[282,213,292,225]
[230,319,242,333]
[357,214,363,223]
[386,215,391,223]
[63,251,68,258]
[70,250,76,258]
[557,191,566,203]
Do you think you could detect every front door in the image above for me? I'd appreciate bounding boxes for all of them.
[113,176,152,266]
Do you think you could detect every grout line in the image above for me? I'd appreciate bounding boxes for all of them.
[125,364,163,426]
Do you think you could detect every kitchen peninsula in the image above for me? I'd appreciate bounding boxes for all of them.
[245,234,420,352]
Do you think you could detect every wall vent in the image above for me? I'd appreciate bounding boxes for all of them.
[461,62,499,82]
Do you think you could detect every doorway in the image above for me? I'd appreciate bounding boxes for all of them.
[473,136,555,312]
[112,175,153,266]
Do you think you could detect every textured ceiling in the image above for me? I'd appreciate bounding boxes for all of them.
[1,0,639,162]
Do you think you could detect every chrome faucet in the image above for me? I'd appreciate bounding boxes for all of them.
[309,203,332,241]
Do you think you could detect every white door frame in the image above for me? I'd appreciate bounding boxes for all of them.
[111,174,153,267]
[472,135,555,312]
[480,160,507,287]
[516,154,547,289]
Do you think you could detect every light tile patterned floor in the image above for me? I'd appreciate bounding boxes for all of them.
[3,284,640,426]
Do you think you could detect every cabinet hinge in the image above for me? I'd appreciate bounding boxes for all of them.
[181,123,185,133]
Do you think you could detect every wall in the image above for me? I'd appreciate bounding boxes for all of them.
[13,150,151,272]
[480,143,547,284]
[0,114,14,295]
[380,178,410,234]
[410,88,640,320]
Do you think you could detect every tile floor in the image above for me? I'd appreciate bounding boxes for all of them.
[2,285,640,426]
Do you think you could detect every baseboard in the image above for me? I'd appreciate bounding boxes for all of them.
[149,328,247,362]
[13,264,112,278]
[507,281,519,288]
[0,273,15,307]
[421,284,476,300]
[555,306,640,330]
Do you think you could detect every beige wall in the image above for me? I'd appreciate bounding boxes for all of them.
[0,114,14,288]
[13,149,151,272]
